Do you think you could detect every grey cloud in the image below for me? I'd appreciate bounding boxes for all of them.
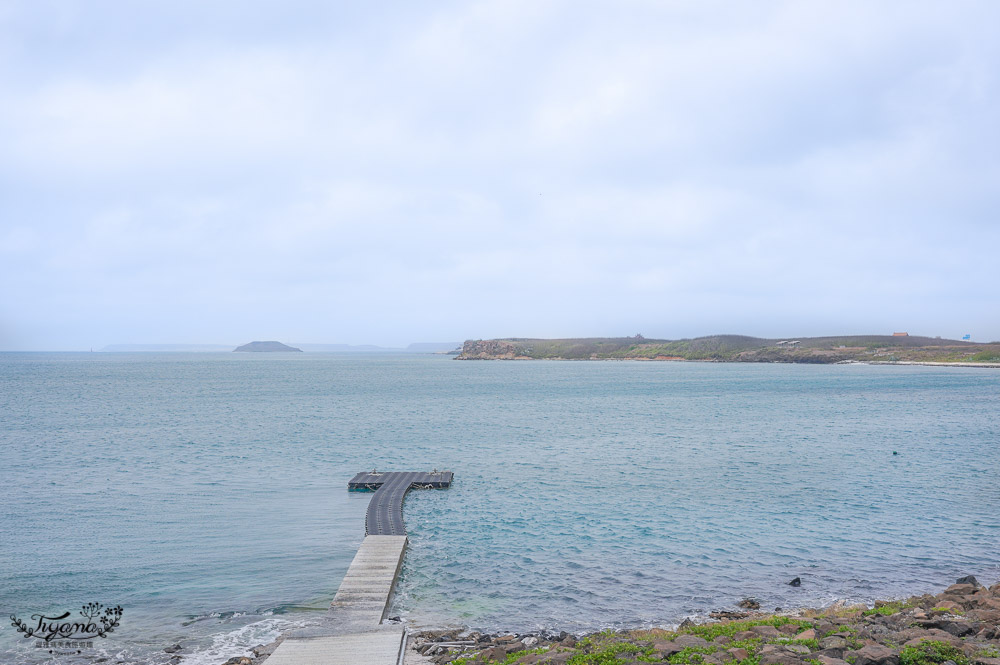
[0,1,998,349]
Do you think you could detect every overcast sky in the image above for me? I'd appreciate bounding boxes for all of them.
[1,1,998,350]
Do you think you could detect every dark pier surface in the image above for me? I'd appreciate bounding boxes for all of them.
[348,470,453,535]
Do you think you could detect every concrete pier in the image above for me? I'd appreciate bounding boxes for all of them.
[263,628,406,665]
[328,535,408,627]
[263,470,452,665]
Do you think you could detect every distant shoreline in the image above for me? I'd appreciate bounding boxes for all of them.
[864,360,1000,368]
[456,357,1000,368]
[456,335,1000,366]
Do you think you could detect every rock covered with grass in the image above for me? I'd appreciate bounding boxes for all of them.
[408,577,1000,665]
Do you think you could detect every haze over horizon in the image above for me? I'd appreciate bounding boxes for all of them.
[2,1,999,351]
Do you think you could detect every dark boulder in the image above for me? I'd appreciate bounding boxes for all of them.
[760,653,805,665]
[916,619,979,637]
[956,575,980,587]
[654,641,685,657]
[944,584,978,597]
[653,642,684,659]
[478,646,507,661]
[711,610,751,620]
[849,645,899,665]
[675,634,710,647]
[814,648,848,660]
[789,577,802,587]
[939,621,980,637]
[750,625,783,638]
[816,657,849,665]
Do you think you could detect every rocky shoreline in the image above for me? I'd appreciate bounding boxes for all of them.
[402,577,1000,665]
[216,576,1000,665]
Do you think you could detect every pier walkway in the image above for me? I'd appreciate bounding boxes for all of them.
[263,470,452,665]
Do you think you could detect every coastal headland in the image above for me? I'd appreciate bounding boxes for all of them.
[456,335,1000,365]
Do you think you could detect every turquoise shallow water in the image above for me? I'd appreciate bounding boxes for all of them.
[1,353,998,664]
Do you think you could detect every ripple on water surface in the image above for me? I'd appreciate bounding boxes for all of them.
[1,354,999,662]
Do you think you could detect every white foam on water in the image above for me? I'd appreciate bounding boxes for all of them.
[181,616,312,665]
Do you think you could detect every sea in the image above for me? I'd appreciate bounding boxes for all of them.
[1,353,998,664]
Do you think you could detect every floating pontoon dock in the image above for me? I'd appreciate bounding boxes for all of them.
[350,470,454,536]
[263,470,452,665]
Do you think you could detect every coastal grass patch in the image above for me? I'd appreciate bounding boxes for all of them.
[930,607,964,615]
[731,653,763,665]
[576,629,619,650]
[502,648,548,664]
[899,640,969,665]
[828,605,869,618]
[627,628,677,641]
[728,638,764,651]
[682,616,812,641]
[967,350,1000,363]
[566,640,652,665]
[667,645,720,664]
[553,631,659,665]
[667,637,766,665]
[452,646,549,665]
[863,601,914,617]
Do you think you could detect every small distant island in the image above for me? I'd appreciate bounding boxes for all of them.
[233,341,303,353]
[456,334,1000,365]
